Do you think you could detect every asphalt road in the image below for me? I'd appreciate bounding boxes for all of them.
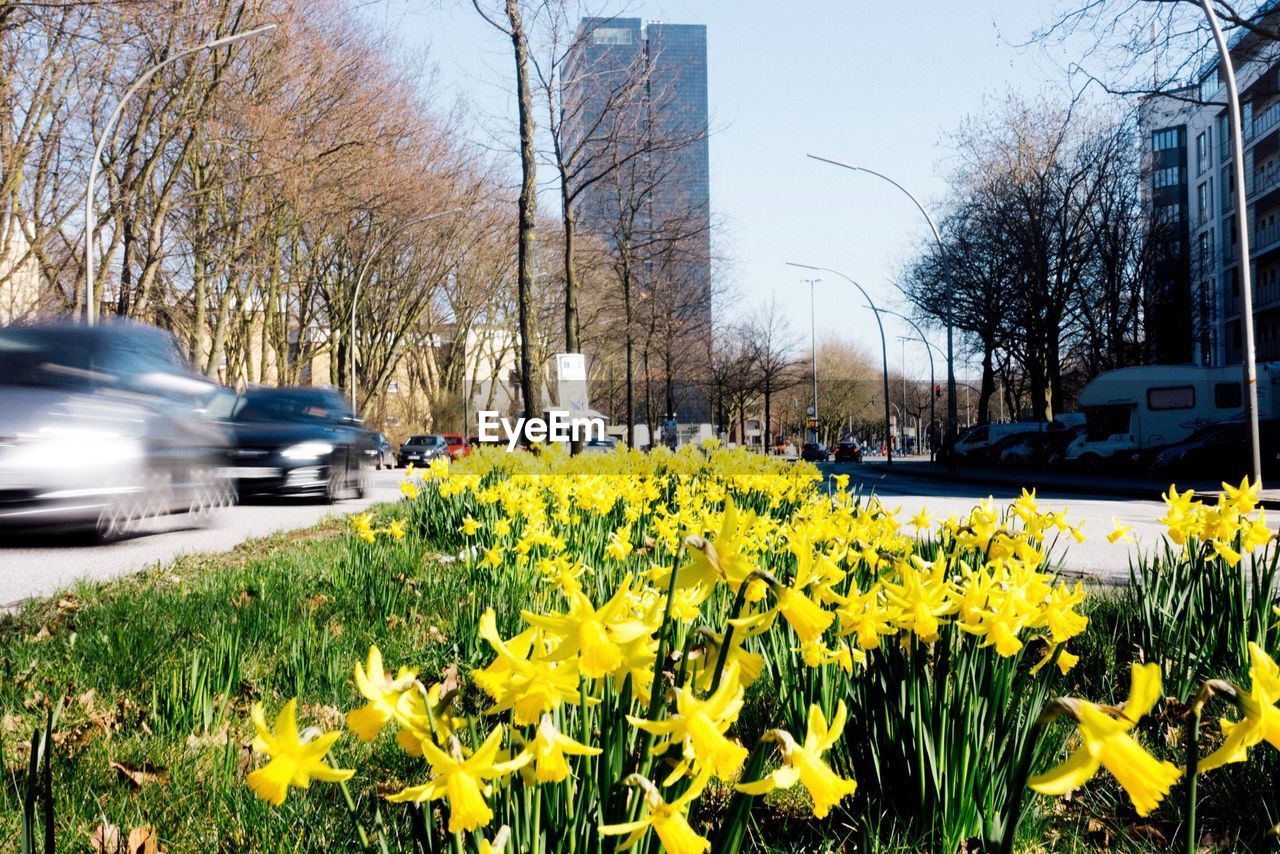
[829,459,1183,584]
[0,468,403,608]
[0,460,1231,607]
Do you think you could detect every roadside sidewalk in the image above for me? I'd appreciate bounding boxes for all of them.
[851,458,1280,508]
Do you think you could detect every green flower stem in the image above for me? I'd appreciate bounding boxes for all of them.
[335,776,376,850]
[710,580,753,695]
[1184,704,1202,854]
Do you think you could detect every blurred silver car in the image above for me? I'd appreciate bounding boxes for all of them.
[0,320,232,539]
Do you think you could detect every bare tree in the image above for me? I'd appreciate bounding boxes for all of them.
[473,0,542,420]
[744,297,801,451]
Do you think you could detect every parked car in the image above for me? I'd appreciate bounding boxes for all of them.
[442,433,470,459]
[369,433,395,470]
[583,437,619,454]
[213,386,375,501]
[943,420,1077,466]
[0,320,231,539]
[833,441,862,463]
[399,434,449,467]
[800,442,829,462]
[1148,418,1280,480]
[998,428,1082,469]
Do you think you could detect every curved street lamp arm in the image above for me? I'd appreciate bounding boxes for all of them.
[84,24,277,325]
[806,154,943,250]
[786,261,895,463]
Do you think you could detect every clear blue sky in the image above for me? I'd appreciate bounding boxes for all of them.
[373,1,1084,381]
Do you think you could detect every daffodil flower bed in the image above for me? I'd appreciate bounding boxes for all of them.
[243,444,1138,852]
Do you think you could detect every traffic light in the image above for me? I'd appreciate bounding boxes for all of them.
[806,418,817,429]
[933,384,942,399]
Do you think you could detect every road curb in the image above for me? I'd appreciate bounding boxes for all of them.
[852,461,1174,502]
[850,461,1280,510]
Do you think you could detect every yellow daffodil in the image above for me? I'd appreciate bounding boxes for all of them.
[1198,642,1280,772]
[1028,662,1180,816]
[522,714,602,783]
[384,518,407,540]
[521,574,656,680]
[473,610,584,724]
[351,512,376,543]
[394,682,466,755]
[1223,476,1260,514]
[908,507,934,531]
[400,479,420,500]
[599,772,711,853]
[247,699,353,805]
[346,645,417,741]
[461,515,482,536]
[1107,518,1134,544]
[737,700,857,818]
[629,662,748,782]
[387,726,529,833]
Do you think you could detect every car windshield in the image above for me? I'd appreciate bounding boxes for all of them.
[232,390,350,423]
[406,435,439,445]
[0,329,98,388]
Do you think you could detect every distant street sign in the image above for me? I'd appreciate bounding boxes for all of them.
[806,405,815,417]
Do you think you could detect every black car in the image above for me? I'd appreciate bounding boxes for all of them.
[800,442,829,462]
[0,320,231,538]
[369,433,395,470]
[1149,419,1280,480]
[214,386,375,501]
[833,441,862,463]
[398,434,448,467]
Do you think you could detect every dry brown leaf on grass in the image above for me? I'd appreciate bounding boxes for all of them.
[91,823,159,854]
[301,703,344,731]
[126,826,158,854]
[186,722,230,748]
[110,759,168,789]
[89,824,122,853]
[31,624,51,641]
[439,663,462,695]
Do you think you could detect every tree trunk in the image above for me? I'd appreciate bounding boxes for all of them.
[506,0,542,424]
[561,171,579,353]
[978,346,996,426]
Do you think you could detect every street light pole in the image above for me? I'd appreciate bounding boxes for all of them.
[801,277,821,442]
[806,154,957,463]
[84,23,276,325]
[787,261,894,464]
[1199,1,1263,487]
[348,208,460,412]
[877,306,937,459]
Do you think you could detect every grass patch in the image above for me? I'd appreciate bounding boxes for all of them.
[0,510,473,850]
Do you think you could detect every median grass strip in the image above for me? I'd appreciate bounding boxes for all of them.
[0,511,472,849]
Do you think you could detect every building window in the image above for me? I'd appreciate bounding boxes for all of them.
[1197,131,1210,175]
[1156,203,1182,226]
[1148,386,1196,410]
[1154,166,1183,188]
[1197,179,1213,223]
[1201,70,1221,101]
[1214,381,1242,408]
[387,381,400,394]
[1198,229,1214,267]
[1152,128,1182,152]
[592,27,632,45]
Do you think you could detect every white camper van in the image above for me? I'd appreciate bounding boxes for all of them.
[1065,364,1277,466]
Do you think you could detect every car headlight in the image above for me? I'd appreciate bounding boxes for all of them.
[282,440,334,460]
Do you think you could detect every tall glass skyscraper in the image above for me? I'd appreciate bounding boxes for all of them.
[564,17,711,424]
